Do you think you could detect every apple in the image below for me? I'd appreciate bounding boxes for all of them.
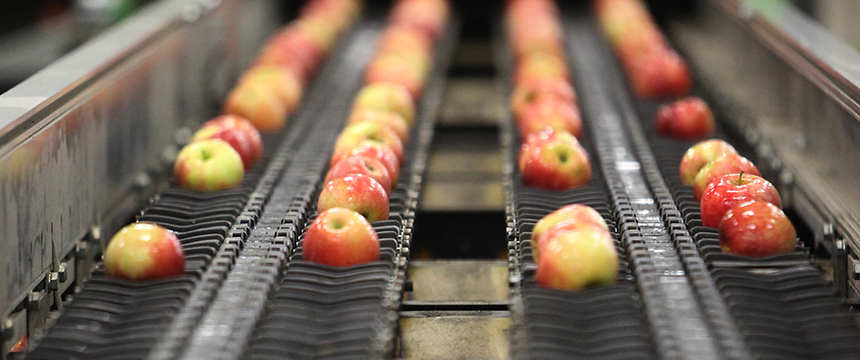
[353,82,416,128]
[174,139,244,192]
[679,139,737,186]
[331,142,400,184]
[293,18,339,54]
[104,223,185,281]
[519,129,591,191]
[719,200,797,257]
[325,155,392,194]
[347,109,410,145]
[334,122,405,163]
[655,97,714,139]
[239,65,303,113]
[390,0,449,42]
[700,172,782,228]
[303,207,380,267]
[535,226,618,291]
[517,98,582,140]
[223,85,288,133]
[318,174,390,222]
[365,53,428,100]
[378,24,433,58]
[258,27,325,84]
[627,50,692,99]
[511,77,577,120]
[192,120,262,171]
[515,52,569,86]
[692,154,760,201]
[534,222,613,262]
[531,204,609,244]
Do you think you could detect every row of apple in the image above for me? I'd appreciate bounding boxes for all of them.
[680,139,797,257]
[506,0,592,192]
[303,0,450,267]
[102,0,364,281]
[594,0,691,99]
[505,0,618,292]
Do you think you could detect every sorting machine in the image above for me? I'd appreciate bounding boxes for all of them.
[2,0,860,359]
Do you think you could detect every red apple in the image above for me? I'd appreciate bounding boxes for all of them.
[534,222,614,262]
[535,226,618,291]
[655,97,714,140]
[325,155,392,194]
[719,201,797,257]
[239,65,303,113]
[353,82,416,128]
[679,139,738,186]
[531,204,608,244]
[331,142,400,184]
[347,109,410,145]
[193,115,263,170]
[511,78,577,120]
[223,85,288,133]
[700,172,782,228]
[519,129,591,190]
[693,154,760,201]
[318,173,390,222]
[104,223,185,281]
[333,122,404,163]
[390,0,449,42]
[303,207,380,267]
[174,139,244,192]
[293,18,339,54]
[627,50,692,99]
[517,98,582,139]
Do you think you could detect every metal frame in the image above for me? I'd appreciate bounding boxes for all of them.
[0,0,278,354]
[668,0,860,302]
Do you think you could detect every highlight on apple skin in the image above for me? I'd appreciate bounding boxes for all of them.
[104,223,185,281]
[692,153,760,201]
[174,139,245,192]
[317,173,390,223]
[719,200,797,258]
[700,172,781,228]
[303,207,380,267]
[519,129,591,191]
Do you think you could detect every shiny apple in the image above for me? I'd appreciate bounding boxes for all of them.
[519,129,591,191]
[331,142,401,185]
[193,115,263,170]
[700,172,782,228]
[223,85,288,133]
[517,98,582,139]
[325,155,392,194]
[318,174,390,222]
[719,200,797,257]
[303,207,380,267]
[104,223,185,281]
[174,139,244,192]
[693,154,760,201]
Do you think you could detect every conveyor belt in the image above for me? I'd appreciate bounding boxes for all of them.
[243,15,460,360]
[573,2,860,360]
[23,12,372,360]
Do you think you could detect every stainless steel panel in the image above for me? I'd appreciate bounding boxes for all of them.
[0,0,278,331]
[669,0,860,295]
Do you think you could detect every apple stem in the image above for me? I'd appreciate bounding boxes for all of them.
[738,171,743,183]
